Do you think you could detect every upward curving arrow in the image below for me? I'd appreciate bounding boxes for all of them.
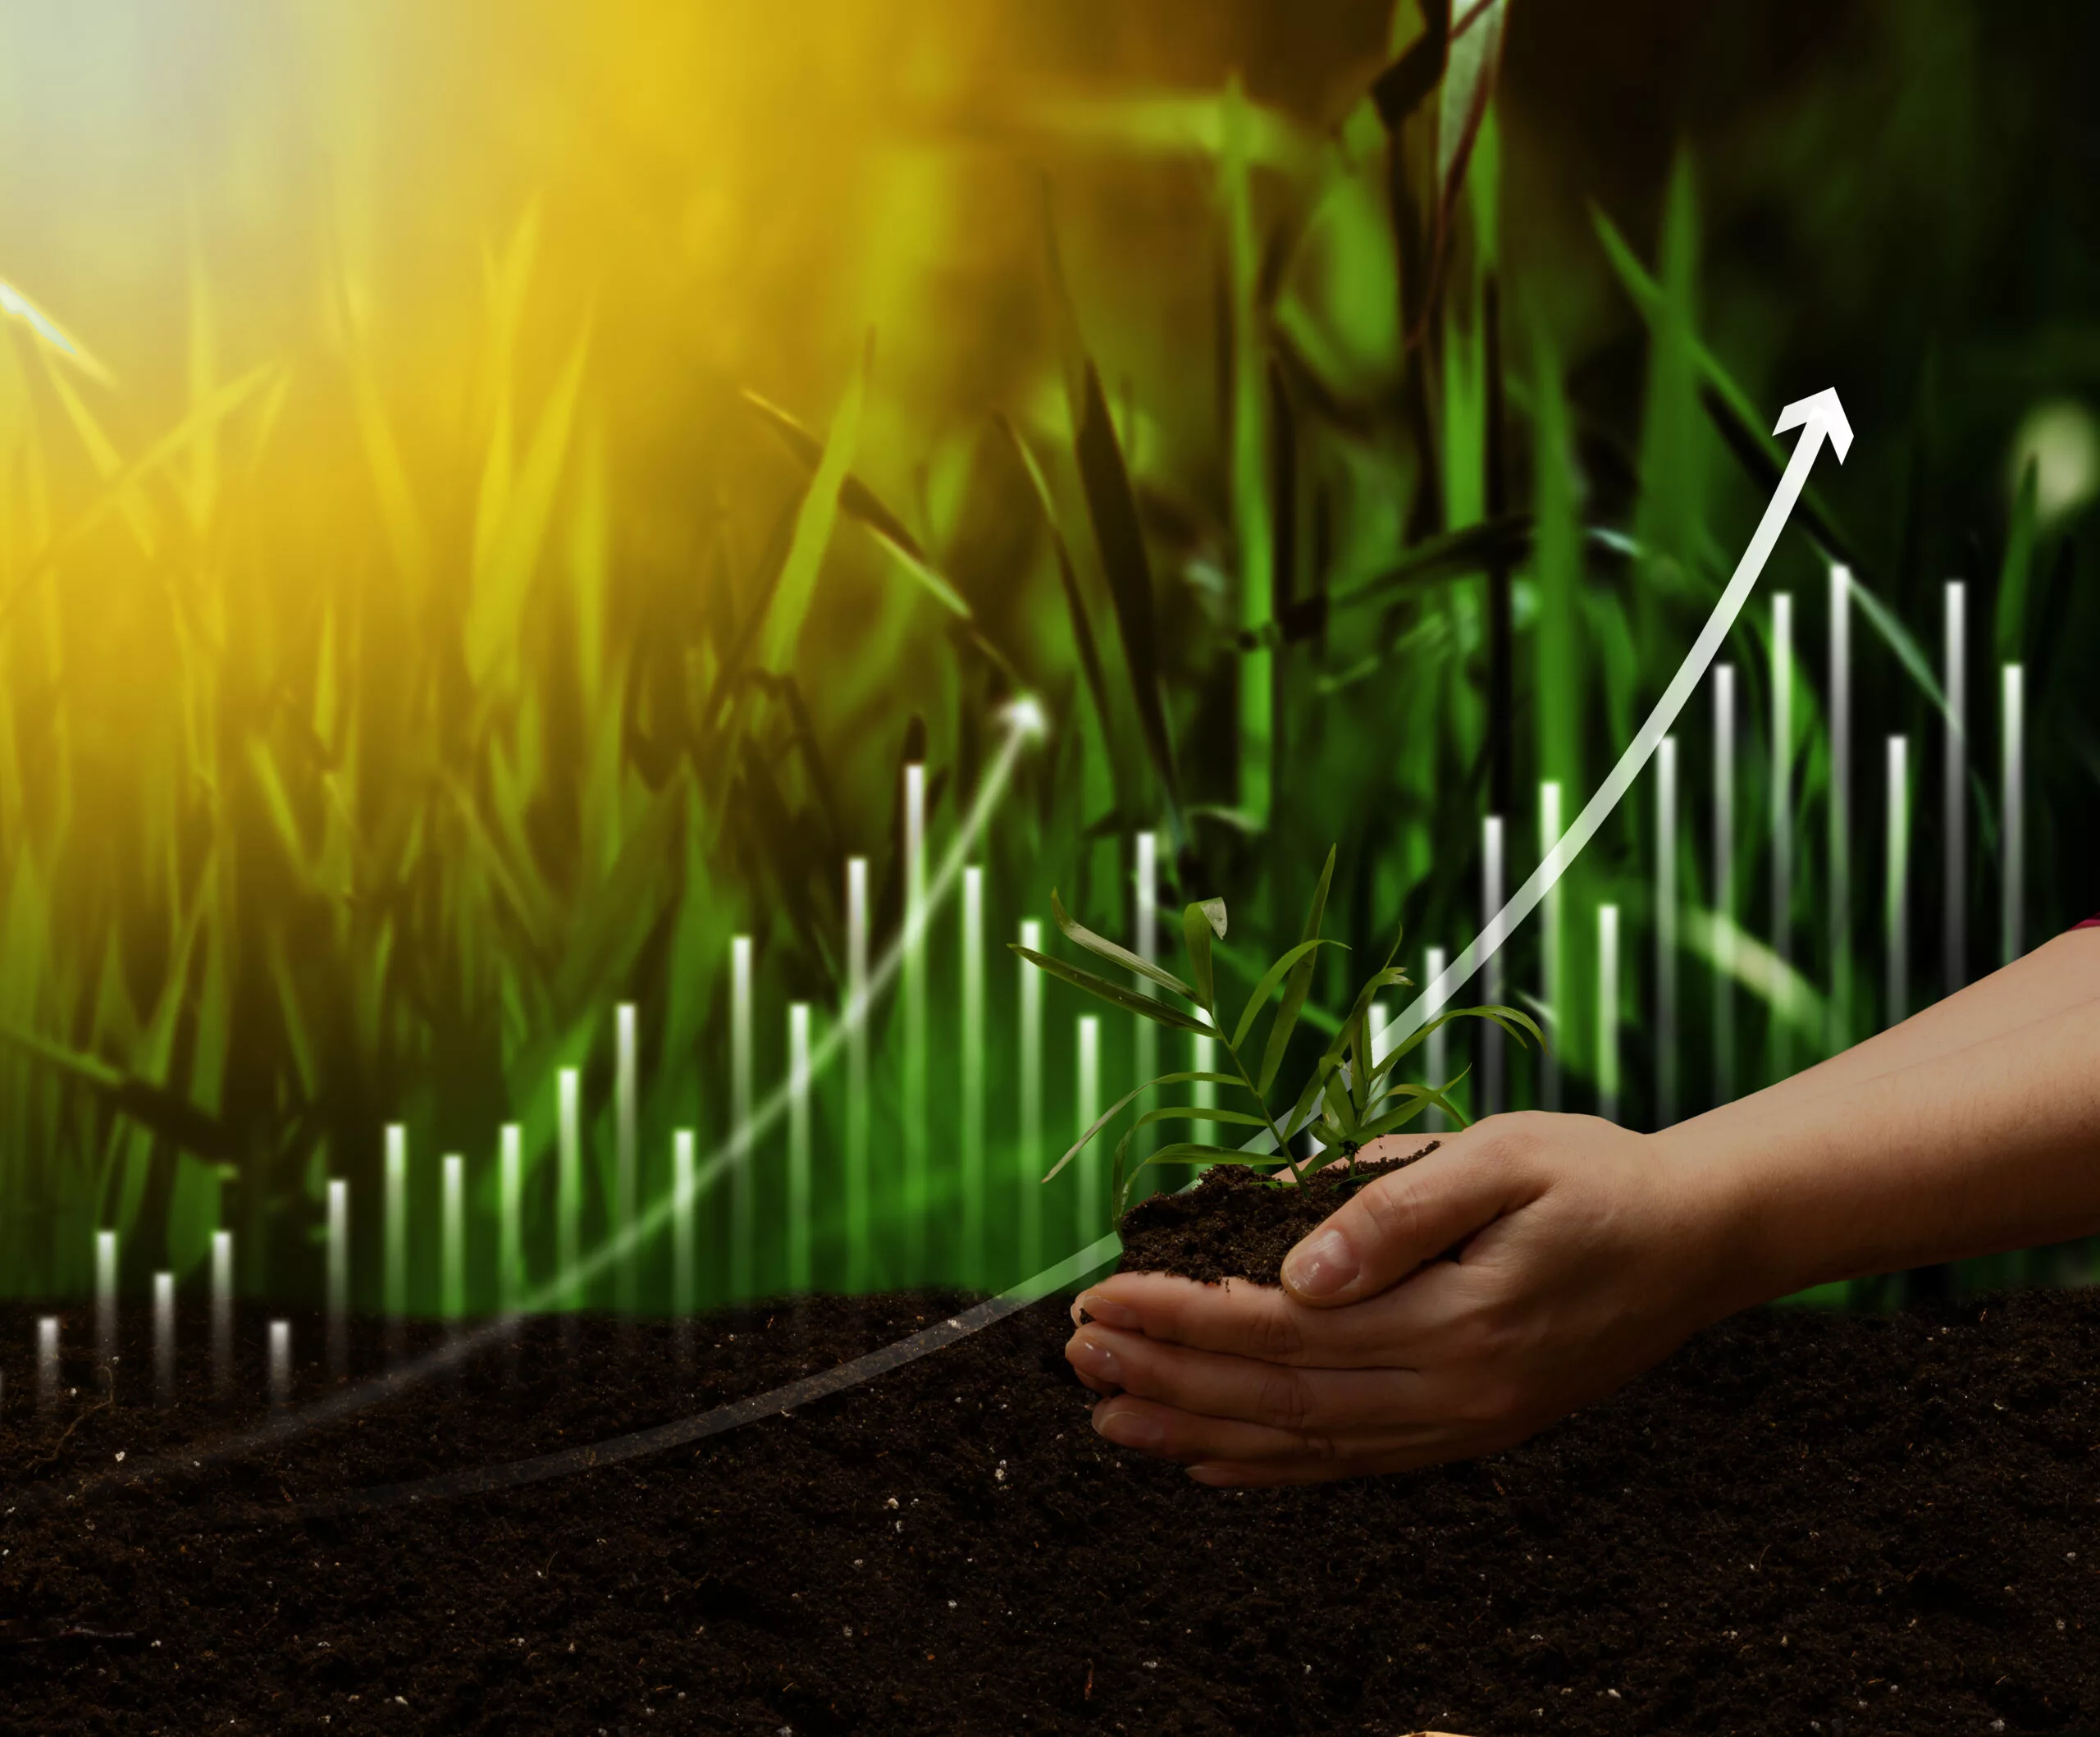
[1382,387,1854,1058]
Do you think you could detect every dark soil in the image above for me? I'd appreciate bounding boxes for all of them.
[2,1282,2098,1736]
[1116,1146,1440,1286]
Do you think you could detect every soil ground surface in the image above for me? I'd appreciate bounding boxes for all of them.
[2,1273,2097,1735]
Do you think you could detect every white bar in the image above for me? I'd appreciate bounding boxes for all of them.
[153,1272,175,1405]
[1134,833,1159,970]
[1481,815,1505,1114]
[903,764,929,1273]
[267,1319,291,1408]
[557,1067,582,1313]
[671,1130,696,1319]
[1538,781,1564,1111]
[731,934,755,1299]
[499,1124,523,1316]
[1425,946,1449,1130]
[1828,565,1852,1051]
[1367,1002,1390,1116]
[960,866,986,1282]
[788,1003,813,1294]
[1598,903,1622,1123]
[1131,833,1159,1197]
[1886,734,1910,1027]
[2002,663,2024,967]
[95,1228,117,1379]
[1770,593,1793,975]
[211,1229,234,1396]
[1713,663,1737,1104]
[38,1316,60,1412]
[1655,736,1679,1127]
[845,857,870,1291]
[615,1002,638,1313]
[383,1123,408,1328]
[326,1178,349,1378]
[1190,1033,1217,1115]
[1076,1015,1102,1235]
[441,1154,465,1323]
[1018,917,1044,1274]
[1943,580,1967,995]
[38,1319,60,1411]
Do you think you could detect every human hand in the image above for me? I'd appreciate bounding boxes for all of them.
[1063,1112,1756,1486]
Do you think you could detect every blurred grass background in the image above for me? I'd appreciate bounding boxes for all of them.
[2,0,2097,1310]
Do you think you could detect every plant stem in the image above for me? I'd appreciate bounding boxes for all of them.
[1218,1035,1294,1180]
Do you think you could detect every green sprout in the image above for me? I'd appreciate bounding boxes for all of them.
[1013,847,1544,1222]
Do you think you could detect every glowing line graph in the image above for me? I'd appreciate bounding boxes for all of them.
[1380,389,1854,1060]
[81,391,1848,1510]
[89,694,1049,1485]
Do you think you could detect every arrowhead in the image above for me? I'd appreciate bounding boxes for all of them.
[1773,388,1853,462]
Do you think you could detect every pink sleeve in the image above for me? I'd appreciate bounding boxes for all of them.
[2077,915,2100,930]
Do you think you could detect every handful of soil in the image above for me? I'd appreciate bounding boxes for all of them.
[1111,1142,1439,1287]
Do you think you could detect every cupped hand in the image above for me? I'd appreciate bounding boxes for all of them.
[1063,1112,1758,1486]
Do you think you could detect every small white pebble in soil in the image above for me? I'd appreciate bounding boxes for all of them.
[1607,1690,1621,1699]
[852,1559,862,1567]
[885,1497,898,1509]
[843,1627,852,1638]
[2060,1619,2068,1630]
[2068,1552,2079,1561]
[947,1601,956,1609]
[115,1451,126,1462]
[1143,1662,1157,1670]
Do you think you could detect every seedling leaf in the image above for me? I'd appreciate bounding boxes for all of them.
[1183,899,1226,1011]
[1051,887,1196,1000]
[1258,845,1337,1093]
[1039,1069,1243,1184]
[1011,946,1219,1037]
[1230,937,1346,1051]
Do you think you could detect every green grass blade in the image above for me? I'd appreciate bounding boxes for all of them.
[1070,355,1185,840]
[1997,456,2038,664]
[760,335,870,674]
[0,1021,241,1162]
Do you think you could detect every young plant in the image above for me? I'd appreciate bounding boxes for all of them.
[1014,847,1543,1221]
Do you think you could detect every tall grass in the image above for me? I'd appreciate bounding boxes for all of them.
[0,2,2092,1312]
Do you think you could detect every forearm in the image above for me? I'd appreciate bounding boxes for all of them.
[1687,928,2100,1131]
[1669,990,2100,1307]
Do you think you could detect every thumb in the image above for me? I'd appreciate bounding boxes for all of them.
[1280,1131,1531,1306]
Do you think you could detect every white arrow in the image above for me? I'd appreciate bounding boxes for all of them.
[1382,386,1853,1059]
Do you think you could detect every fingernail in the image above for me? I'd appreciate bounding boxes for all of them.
[1074,1291,1139,1329]
[1066,1331,1123,1383]
[1186,1463,1244,1487]
[1281,1227,1358,1298]
[1094,1407,1162,1449]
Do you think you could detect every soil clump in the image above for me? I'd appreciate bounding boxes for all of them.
[1116,1146,1439,1286]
